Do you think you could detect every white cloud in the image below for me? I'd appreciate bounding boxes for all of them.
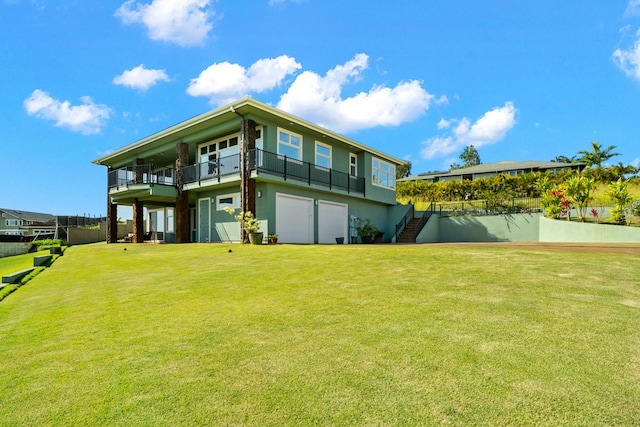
[115,0,213,46]
[276,53,434,133]
[113,64,170,91]
[187,55,302,104]
[420,102,518,159]
[23,89,111,135]
[612,28,640,81]
[625,0,640,17]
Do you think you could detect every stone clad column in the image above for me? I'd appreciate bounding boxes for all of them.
[132,198,144,243]
[106,167,118,243]
[175,142,190,243]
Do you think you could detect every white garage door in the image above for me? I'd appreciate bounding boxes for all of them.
[318,201,348,244]
[276,193,314,244]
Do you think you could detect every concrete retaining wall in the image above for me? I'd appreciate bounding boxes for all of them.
[417,213,541,243]
[539,216,640,243]
[0,242,32,258]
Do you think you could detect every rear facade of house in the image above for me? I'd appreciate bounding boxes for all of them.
[93,98,405,244]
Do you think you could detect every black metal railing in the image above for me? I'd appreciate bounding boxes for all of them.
[395,204,414,241]
[108,165,176,189]
[109,149,366,196]
[252,149,365,195]
[394,203,434,242]
[436,198,542,217]
[181,153,241,185]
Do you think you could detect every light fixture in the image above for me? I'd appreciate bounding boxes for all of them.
[257,190,262,198]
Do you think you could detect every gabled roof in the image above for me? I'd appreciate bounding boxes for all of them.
[400,160,585,182]
[93,97,404,167]
[0,208,55,223]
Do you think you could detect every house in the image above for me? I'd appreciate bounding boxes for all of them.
[93,98,407,244]
[0,208,56,238]
[400,161,585,183]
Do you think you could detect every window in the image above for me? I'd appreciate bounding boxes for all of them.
[372,158,396,189]
[278,128,302,160]
[349,153,357,176]
[315,142,332,169]
[5,219,20,226]
[216,193,241,210]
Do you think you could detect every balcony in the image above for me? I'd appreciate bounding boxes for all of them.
[108,165,176,189]
[108,149,365,197]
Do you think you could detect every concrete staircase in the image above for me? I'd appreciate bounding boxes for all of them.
[396,217,424,243]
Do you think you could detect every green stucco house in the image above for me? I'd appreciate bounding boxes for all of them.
[93,98,406,244]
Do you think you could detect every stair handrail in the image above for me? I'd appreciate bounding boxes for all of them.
[394,204,415,242]
[413,202,433,238]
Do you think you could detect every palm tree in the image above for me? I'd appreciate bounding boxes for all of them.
[610,162,638,180]
[577,141,620,168]
[551,155,577,163]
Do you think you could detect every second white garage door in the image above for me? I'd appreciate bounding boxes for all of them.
[318,200,348,244]
[275,193,314,244]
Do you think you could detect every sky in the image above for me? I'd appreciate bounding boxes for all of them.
[1,0,640,217]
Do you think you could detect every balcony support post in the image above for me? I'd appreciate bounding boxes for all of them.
[106,167,118,244]
[175,142,190,243]
[132,198,144,243]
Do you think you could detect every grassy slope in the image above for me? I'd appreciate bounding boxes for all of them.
[0,243,639,426]
[0,251,40,277]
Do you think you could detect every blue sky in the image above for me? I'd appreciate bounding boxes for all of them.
[2,0,640,216]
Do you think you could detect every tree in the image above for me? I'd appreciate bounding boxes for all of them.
[577,141,620,168]
[551,155,577,163]
[459,145,481,168]
[396,161,412,179]
[610,162,638,180]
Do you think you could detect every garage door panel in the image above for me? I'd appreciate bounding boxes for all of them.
[276,194,314,244]
[318,201,348,244]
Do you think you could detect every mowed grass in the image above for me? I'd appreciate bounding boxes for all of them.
[0,250,44,277]
[0,243,639,426]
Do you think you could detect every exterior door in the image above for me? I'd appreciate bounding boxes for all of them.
[275,193,314,244]
[198,198,210,242]
[318,201,348,244]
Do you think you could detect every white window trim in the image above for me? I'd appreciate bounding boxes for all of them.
[349,153,358,177]
[277,127,303,161]
[216,192,241,211]
[372,158,396,189]
[315,141,332,170]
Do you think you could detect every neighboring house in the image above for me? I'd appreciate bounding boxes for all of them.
[0,208,56,238]
[400,161,585,183]
[93,98,406,244]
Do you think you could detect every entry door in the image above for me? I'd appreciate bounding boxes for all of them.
[275,193,314,244]
[318,201,348,244]
[198,198,210,242]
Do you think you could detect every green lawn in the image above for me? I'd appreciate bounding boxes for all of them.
[0,250,42,277]
[0,243,638,426]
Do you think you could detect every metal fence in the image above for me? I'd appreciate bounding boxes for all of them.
[435,198,542,217]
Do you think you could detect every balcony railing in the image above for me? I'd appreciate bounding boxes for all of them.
[251,149,365,195]
[181,152,241,185]
[108,165,176,189]
[110,149,365,196]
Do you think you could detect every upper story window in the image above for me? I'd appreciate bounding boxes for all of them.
[315,142,332,169]
[372,158,396,189]
[349,153,358,176]
[5,219,20,226]
[278,128,302,160]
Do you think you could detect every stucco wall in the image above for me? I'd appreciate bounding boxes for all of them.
[539,216,640,243]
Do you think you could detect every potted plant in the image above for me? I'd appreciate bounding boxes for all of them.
[268,233,278,244]
[224,207,262,244]
[356,218,379,244]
